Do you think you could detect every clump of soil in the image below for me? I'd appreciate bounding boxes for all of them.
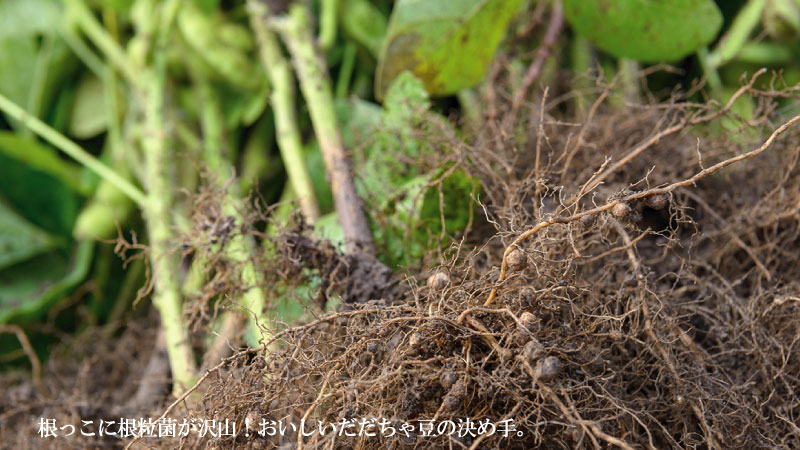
[3,71,800,449]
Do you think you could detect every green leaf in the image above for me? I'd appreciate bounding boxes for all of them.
[375,0,524,99]
[0,197,60,270]
[314,212,345,250]
[69,74,108,139]
[240,80,271,126]
[0,36,78,132]
[98,0,135,13]
[333,73,476,265]
[377,169,479,266]
[0,0,61,39]
[192,0,220,15]
[0,240,93,324]
[0,1,66,131]
[0,36,37,118]
[240,116,276,193]
[218,83,268,128]
[418,169,477,236]
[341,0,388,57]
[563,0,723,62]
[0,152,80,238]
[383,71,430,128]
[0,131,87,194]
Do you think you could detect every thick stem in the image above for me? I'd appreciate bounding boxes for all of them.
[248,0,321,224]
[618,58,640,103]
[271,2,374,255]
[318,0,338,53]
[508,0,564,122]
[195,80,270,339]
[570,35,593,116]
[696,47,723,94]
[141,60,197,394]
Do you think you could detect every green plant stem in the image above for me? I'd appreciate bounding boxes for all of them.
[195,81,270,337]
[141,58,197,394]
[266,181,298,238]
[64,0,138,84]
[107,258,145,325]
[0,92,147,206]
[708,0,767,68]
[270,2,374,255]
[335,41,357,99]
[248,0,321,224]
[697,47,723,94]
[61,27,107,79]
[618,58,639,103]
[26,35,54,135]
[319,0,339,53]
[739,41,793,64]
[570,35,593,116]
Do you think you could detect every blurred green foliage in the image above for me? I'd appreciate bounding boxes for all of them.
[563,0,722,62]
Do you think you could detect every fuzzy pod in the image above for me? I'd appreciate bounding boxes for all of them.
[73,178,134,240]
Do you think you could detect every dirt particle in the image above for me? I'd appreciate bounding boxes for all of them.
[534,356,562,382]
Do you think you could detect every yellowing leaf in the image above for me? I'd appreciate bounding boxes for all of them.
[376,0,523,99]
